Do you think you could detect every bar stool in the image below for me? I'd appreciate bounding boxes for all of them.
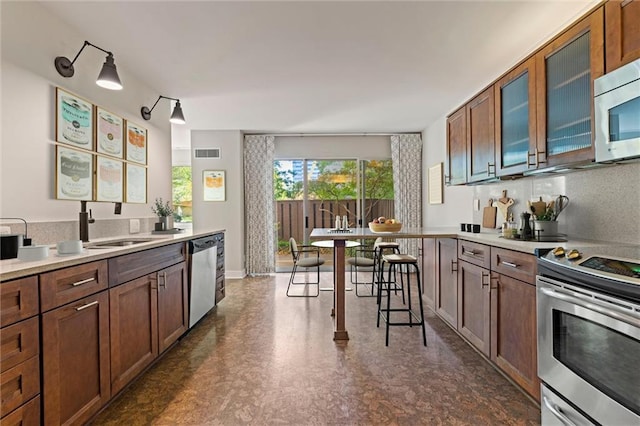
[377,253,427,347]
[347,246,377,296]
[373,238,403,305]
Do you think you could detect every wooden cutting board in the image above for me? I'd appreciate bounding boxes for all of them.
[482,199,497,228]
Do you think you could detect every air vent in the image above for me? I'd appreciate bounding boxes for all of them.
[194,148,220,159]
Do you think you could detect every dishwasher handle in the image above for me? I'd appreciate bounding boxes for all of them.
[190,238,216,253]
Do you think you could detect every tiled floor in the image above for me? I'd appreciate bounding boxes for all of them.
[92,272,540,425]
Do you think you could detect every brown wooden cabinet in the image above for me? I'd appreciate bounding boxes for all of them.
[42,290,111,425]
[605,0,640,72]
[109,274,158,396]
[0,276,40,424]
[535,6,604,168]
[157,262,189,353]
[495,57,537,176]
[435,238,458,327]
[490,273,539,401]
[466,87,496,183]
[110,259,188,396]
[214,233,226,303]
[420,238,436,310]
[446,107,467,185]
[457,260,491,356]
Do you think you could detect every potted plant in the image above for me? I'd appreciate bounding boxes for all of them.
[533,205,558,238]
[151,197,174,231]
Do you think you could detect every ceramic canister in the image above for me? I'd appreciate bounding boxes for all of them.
[61,95,91,145]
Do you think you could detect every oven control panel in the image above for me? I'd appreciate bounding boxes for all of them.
[581,256,640,279]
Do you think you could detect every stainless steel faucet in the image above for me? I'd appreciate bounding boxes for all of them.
[79,201,95,242]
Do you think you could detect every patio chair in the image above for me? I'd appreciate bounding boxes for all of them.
[286,237,325,297]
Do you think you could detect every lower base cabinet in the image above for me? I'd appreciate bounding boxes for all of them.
[435,238,458,328]
[42,290,110,425]
[110,261,188,395]
[491,273,539,400]
[420,239,436,310]
[457,260,491,356]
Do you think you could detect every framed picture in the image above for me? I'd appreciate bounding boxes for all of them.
[428,162,444,204]
[95,106,124,158]
[55,145,93,201]
[56,87,94,149]
[95,155,123,202]
[125,163,147,203]
[125,120,147,165]
[203,170,225,201]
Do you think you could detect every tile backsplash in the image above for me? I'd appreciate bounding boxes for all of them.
[472,161,640,244]
[1,218,158,246]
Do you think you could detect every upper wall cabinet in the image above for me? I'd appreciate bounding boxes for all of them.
[466,87,496,183]
[534,7,605,168]
[495,57,537,176]
[446,106,467,185]
[605,0,640,72]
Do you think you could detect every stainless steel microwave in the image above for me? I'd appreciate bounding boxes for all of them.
[594,58,640,163]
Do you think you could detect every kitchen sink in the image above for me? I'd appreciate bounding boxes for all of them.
[86,238,154,248]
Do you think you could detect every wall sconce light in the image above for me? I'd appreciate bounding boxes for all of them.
[141,96,186,124]
[54,41,123,90]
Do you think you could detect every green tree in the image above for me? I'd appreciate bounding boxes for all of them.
[274,161,302,200]
[172,166,192,222]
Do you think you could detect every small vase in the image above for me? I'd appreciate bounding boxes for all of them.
[156,216,169,231]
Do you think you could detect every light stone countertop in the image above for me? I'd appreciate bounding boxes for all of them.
[0,228,225,282]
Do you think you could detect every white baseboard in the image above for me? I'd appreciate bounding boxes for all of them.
[225,269,246,279]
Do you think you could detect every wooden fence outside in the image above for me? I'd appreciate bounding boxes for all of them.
[276,199,394,243]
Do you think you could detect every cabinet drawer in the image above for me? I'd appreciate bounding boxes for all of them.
[0,394,40,426]
[1,276,39,328]
[109,242,186,287]
[491,248,536,283]
[40,260,108,312]
[0,317,39,373]
[0,355,39,417]
[458,240,491,269]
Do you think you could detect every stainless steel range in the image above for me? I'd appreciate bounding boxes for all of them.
[536,245,640,426]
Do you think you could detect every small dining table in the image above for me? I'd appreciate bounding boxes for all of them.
[309,227,458,341]
[311,240,360,292]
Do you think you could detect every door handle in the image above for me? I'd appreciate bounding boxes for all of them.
[305,216,309,228]
[542,396,577,426]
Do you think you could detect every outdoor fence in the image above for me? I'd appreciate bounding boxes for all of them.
[276,199,394,243]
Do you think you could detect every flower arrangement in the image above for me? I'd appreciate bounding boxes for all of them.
[151,197,174,217]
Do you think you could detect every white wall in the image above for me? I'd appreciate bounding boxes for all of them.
[275,135,391,159]
[190,130,245,277]
[0,2,171,231]
[422,116,473,228]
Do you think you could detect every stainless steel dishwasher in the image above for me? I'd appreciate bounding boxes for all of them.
[188,235,218,328]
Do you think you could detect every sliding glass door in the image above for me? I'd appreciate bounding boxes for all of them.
[274,158,393,271]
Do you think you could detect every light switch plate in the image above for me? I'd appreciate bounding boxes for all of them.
[129,219,140,234]
[473,199,480,211]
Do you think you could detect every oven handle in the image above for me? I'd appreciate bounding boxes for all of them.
[543,396,577,426]
[540,287,640,327]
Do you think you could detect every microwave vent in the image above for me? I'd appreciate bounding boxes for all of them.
[194,148,221,159]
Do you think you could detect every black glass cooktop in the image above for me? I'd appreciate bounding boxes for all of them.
[580,256,640,279]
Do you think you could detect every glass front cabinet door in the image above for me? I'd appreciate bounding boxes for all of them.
[495,57,537,176]
[534,7,604,168]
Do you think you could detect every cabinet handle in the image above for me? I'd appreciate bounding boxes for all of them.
[481,272,490,287]
[502,261,519,268]
[75,300,98,311]
[158,272,166,288]
[527,148,546,168]
[462,249,482,258]
[487,162,496,177]
[71,277,95,287]
[490,275,499,290]
[450,259,458,273]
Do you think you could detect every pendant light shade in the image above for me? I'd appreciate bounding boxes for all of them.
[96,54,123,90]
[55,41,123,90]
[169,100,186,124]
[141,96,186,124]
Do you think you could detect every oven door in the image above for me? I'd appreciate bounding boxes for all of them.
[594,76,640,163]
[537,276,640,425]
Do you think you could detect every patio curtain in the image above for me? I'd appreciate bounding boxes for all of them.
[244,135,276,275]
[391,134,423,257]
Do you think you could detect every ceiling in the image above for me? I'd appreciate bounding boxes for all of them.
[40,1,598,145]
